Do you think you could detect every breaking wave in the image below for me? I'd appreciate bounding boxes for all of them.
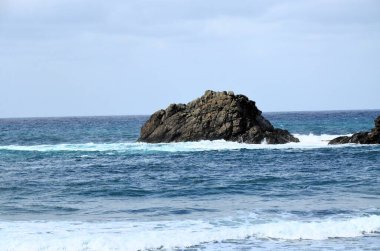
[0,134,359,153]
[1,215,379,251]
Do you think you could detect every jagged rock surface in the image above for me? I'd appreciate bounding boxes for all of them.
[138,90,299,144]
[329,116,380,144]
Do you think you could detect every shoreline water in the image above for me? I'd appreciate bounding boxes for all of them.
[1,110,379,250]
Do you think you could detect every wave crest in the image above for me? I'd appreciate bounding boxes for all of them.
[1,215,379,250]
[0,134,357,153]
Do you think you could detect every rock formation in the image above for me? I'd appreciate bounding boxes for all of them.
[138,90,299,144]
[329,116,380,145]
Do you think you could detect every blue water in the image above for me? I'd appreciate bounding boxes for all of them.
[0,110,379,250]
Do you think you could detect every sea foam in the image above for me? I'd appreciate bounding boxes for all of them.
[0,134,358,153]
[1,215,379,251]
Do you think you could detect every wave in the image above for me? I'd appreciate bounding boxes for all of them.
[1,215,379,250]
[0,134,360,153]
[0,134,357,153]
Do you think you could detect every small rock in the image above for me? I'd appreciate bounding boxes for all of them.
[329,115,380,145]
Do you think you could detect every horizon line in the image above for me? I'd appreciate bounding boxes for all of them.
[1,108,380,120]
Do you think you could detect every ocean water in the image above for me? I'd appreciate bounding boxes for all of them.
[0,110,380,251]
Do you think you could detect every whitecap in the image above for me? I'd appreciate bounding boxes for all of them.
[0,134,366,153]
[1,215,379,251]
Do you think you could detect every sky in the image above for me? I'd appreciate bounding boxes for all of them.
[0,0,379,118]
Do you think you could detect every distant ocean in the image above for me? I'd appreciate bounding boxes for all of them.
[0,110,379,251]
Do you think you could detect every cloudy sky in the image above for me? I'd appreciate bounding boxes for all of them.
[1,0,379,118]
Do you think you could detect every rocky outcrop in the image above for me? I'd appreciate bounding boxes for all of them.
[138,90,299,144]
[329,116,380,144]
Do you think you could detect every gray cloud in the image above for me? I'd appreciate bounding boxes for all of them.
[0,0,379,117]
[2,0,379,44]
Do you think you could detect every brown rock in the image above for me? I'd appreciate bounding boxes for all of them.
[329,115,380,145]
[138,90,299,144]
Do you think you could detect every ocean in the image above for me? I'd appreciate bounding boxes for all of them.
[0,110,379,251]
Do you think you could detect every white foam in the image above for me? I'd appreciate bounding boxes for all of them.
[0,134,360,153]
[1,215,379,251]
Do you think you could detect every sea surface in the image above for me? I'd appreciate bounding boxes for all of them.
[0,110,380,251]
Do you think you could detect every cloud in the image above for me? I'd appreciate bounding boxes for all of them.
[2,0,379,54]
[264,0,380,24]
[0,0,379,117]
[1,0,378,42]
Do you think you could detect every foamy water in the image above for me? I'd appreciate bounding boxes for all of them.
[1,215,379,251]
[0,134,355,152]
[2,113,379,251]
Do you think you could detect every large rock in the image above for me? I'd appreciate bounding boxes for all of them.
[329,116,380,145]
[138,90,299,144]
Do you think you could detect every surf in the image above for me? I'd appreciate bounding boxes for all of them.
[1,214,379,251]
[0,134,361,153]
